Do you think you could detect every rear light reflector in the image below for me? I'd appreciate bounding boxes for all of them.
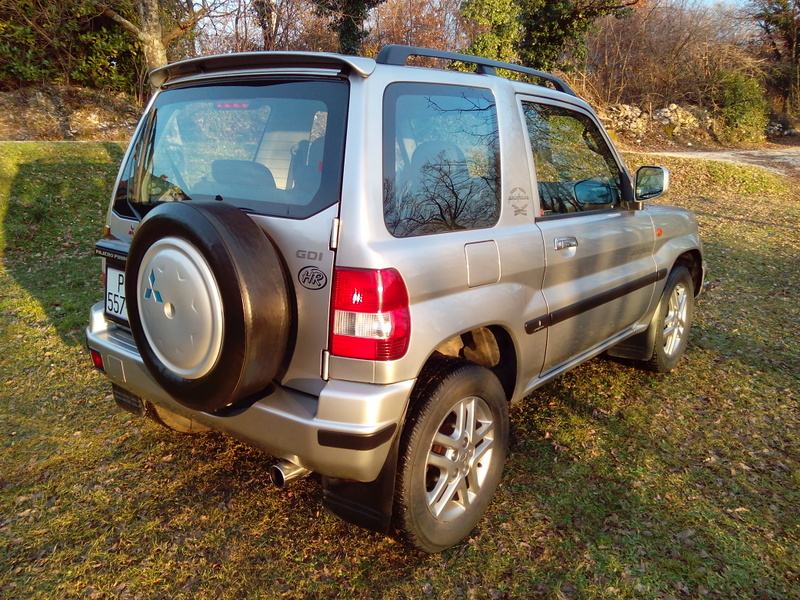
[89,349,104,371]
[331,268,410,361]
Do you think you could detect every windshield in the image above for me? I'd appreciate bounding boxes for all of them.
[113,79,349,219]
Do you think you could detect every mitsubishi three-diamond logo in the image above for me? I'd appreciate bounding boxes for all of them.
[143,269,163,303]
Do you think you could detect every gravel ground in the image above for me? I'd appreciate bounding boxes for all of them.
[653,146,800,177]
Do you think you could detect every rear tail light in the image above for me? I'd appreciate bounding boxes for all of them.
[89,349,104,371]
[330,268,410,361]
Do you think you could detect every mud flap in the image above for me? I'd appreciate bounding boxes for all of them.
[607,300,660,361]
[321,432,401,534]
[606,326,656,360]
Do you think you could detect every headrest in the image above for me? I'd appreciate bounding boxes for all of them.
[211,160,276,190]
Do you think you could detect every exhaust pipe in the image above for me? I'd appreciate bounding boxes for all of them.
[270,460,311,489]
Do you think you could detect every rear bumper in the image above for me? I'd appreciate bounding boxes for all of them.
[85,302,414,482]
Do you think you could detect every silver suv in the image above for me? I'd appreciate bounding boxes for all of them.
[86,46,705,552]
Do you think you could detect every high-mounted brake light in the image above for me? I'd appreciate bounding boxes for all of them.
[330,268,410,361]
[215,101,250,109]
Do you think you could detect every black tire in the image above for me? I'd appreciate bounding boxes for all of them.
[395,357,509,553]
[146,403,211,434]
[644,265,694,373]
[126,202,293,413]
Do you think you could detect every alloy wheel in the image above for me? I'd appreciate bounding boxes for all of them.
[424,395,495,522]
[663,282,688,357]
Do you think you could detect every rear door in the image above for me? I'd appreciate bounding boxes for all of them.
[519,96,657,373]
[106,78,350,396]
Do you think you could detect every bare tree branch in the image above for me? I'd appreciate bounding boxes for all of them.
[164,6,209,44]
[98,4,146,42]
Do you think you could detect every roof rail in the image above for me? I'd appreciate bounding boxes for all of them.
[375,45,577,97]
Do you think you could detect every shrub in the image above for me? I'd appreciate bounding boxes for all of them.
[0,1,139,95]
[716,71,769,144]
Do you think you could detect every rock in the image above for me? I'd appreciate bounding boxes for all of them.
[654,108,671,124]
[597,101,717,141]
[766,121,784,136]
[652,104,700,134]
[603,104,649,136]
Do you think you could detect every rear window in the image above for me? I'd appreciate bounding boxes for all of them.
[382,83,500,238]
[113,80,349,219]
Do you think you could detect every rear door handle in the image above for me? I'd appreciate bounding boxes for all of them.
[554,236,578,251]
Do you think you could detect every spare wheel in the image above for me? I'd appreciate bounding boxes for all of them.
[125,202,293,413]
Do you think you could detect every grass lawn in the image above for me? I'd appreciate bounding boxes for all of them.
[1,141,798,599]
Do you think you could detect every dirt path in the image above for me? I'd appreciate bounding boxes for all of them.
[652,146,800,177]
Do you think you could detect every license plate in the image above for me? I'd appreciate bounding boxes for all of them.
[105,267,128,321]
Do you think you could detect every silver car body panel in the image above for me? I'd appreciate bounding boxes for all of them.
[90,53,704,478]
[250,207,338,396]
[647,205,704,281]
[86,302,411,482]
[332,68,550,399]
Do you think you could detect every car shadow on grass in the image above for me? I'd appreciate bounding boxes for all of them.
[2,142,125,347]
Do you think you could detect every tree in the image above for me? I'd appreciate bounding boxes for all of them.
[461,0,521,63]
[313,0,384,53]
[194,0,337,53]
[97,0,210,75]
[457,0,637,70]
[368,0,466,52]
[585,1,762,107]
[750,0,800,113]
[252,0,278,49]
[517,0,638,70]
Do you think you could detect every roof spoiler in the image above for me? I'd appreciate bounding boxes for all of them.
[149,52,376,87]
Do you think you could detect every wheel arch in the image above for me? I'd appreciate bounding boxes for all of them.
[672,249,703,297]
[418,324,519,402]
[320,336,516,538]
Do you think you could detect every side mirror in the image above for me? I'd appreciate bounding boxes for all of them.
[574,178,614,207]
[635,166,669,201]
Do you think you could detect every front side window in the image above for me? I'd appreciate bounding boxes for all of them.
[383,83,500,237]
[114,79,348,219]
[522,102,623,217]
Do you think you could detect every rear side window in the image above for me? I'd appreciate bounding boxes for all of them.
[522,102,623,217]
[113,80,348,219]
[383,83,500,237]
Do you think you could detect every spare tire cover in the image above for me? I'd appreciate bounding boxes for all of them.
[125,202,293,413]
